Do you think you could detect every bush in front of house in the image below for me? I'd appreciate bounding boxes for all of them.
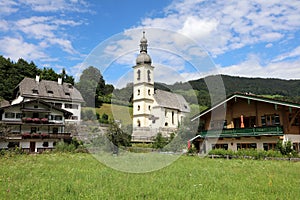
[208,148,298,159]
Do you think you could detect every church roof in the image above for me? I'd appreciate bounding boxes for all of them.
[153,89,190,112]
[15,77,84,102]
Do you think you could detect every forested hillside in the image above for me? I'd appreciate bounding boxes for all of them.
[114,75,300,107]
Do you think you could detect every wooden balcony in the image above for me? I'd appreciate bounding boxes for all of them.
[199,126,284,138]
[19,133,71,139]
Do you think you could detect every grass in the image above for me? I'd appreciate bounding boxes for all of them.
[1,153,300,199]
[82,103,133,126]
[96,103,133,126]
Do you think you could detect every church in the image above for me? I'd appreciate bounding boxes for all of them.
[131,32,190,142]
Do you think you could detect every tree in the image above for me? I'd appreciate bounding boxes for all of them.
[106,121,131,154]
[76,66,106,107]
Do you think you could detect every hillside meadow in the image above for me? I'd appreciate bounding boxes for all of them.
[1,153,300,199]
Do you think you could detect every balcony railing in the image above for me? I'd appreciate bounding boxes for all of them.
[21,133,71,139]
[199,126,284,138]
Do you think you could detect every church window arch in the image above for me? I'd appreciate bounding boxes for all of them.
[137,120,141,127]
[147,70,151,82]
[172,111,175,124]
[137,70,141,81]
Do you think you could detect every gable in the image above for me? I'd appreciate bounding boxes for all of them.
[191,93,300,121]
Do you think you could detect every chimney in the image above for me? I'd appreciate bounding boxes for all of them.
[58,77,62,85]
[36,75,40,82]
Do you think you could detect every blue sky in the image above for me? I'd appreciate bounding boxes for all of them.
[1,0,300,87]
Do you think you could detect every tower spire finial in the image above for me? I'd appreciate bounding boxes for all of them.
[140,31,148,53]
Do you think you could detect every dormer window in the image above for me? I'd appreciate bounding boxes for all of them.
[65,92,70,96]
[47,90,53,94]
[32,89,38,94]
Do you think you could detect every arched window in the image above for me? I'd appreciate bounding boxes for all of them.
[138,89,140,95]
[137,105,140,111]
[137,120,141,127]
[148,105,151,111]
[137,70,141,81]
[147,70,151,82]
[148,89,151,95]
[172,111,175,124]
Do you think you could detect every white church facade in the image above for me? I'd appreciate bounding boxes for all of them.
[131,32,190,142]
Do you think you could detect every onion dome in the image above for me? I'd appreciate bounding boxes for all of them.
[136,31,152,64]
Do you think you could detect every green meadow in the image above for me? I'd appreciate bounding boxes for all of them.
[1,153,300,199]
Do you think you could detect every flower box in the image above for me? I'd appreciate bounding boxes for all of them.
[22,133,31,139]
[25,118,33,123]
[41,118,48,124]
[41,133,50,139]
[32,133,40,138]
[32,118,40,123]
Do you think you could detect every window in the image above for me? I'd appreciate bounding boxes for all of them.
[65,92,70,96]
[261,114,280,126]
[212,144,228,150]
[16,113,22,119]
[32,89,38,94]
[54,103,62,108]
[148,89,151,96]
[137,89,140,95]
[5,112,15,118]
[70,116,78,120]
[7,142,19,148]
[137,120,141,127]
[263,143,276,151]
[31,127,37,133]
[53,128,58,133]
[47,90,53,94]
[148,105,151,111]
[172,111,175,124]
[65,104,78,109]
[137,70,141,80]
[147,70,151,82]
[43,142,49,147]
[54,115,63,121]
[137,105,140,111]
[237,143,257,150]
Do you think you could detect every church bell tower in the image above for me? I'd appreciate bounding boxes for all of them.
[132,31,154,129]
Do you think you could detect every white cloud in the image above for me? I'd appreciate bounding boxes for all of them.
[0,20,9,31]
[20,0,90,13]
[215,55,300,80]
[0,37,48,61]
[139,0,300,56]
[272,46,300,62]
[0,0,18,15]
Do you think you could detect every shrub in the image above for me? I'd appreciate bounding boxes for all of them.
[54,141,76,153]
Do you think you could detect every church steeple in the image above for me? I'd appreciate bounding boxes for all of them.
[140,31,148,53]
[136,31,152,64]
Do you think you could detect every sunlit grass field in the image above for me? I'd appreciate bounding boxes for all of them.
[1,153,300,199]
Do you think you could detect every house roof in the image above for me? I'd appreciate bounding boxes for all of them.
[0,99,73,116]
[191,92,300,121]
[0,99,10,108]
[15,77,84,103]
[153,89,190,112]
